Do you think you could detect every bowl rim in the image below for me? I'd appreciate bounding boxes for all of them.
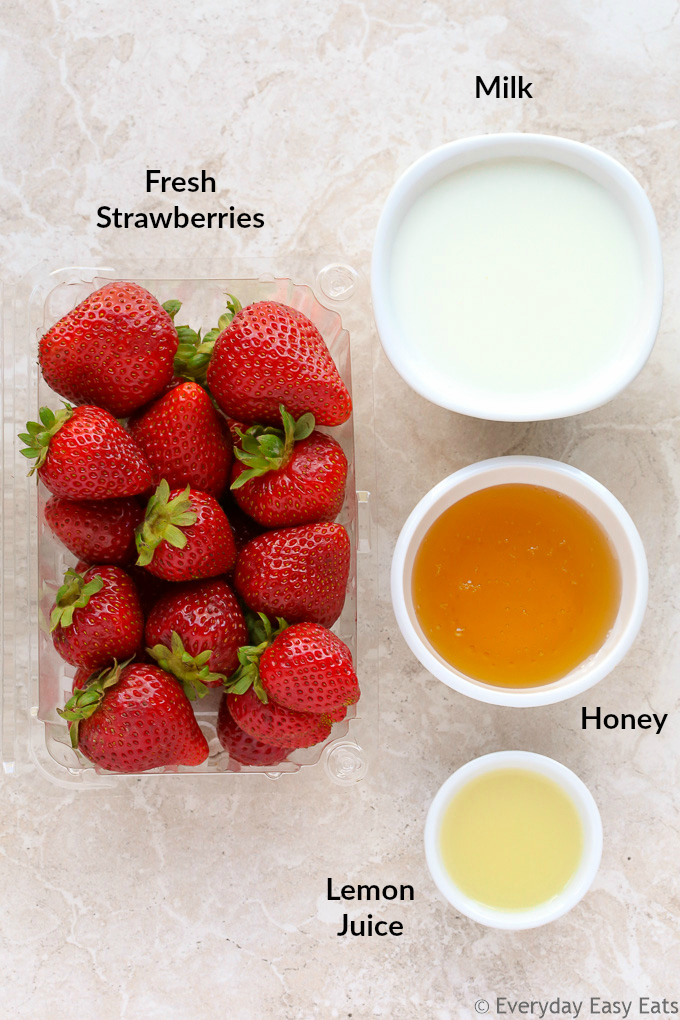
[424,750,603,929]
[391,455,649,707]
[371,132,664,422]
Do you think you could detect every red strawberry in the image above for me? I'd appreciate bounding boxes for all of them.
[260,622,359,714]
[50,566,144,670]
[145,579,247,697]
[59,661,209,773]
[227,614,358,717]
[20,404,153,500]
[227,687,331,749]
[230,405,347,527]
[44,496,144,565]
[206,300,352,426]
[216,696,292,766]
[128,382,233,498]
[234,522,350,628]
[38,282,179,417]
[135,480,236,581]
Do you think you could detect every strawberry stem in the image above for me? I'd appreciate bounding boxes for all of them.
[230,405,315,490]
[147,630,223,700]
[135,480,198,567]
[50,568,104,632]
[173,294,242,387]
[225,612,288,703]
[58,659,130,748]
[19,403,74,475]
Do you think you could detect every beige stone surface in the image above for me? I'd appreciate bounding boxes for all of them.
[1,0,679,1017]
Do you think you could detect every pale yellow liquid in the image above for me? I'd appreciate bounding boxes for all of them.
[439,768,584,910]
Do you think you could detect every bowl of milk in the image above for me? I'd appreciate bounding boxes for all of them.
[372,134,663,421]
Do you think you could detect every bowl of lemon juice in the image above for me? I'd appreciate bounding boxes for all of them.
[424,751,603,929]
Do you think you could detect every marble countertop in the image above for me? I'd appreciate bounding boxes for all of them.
[2,1,679,1016]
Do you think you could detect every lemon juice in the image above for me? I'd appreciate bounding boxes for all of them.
[439,768,584,910]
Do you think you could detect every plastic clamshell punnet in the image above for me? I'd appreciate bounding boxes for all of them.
[3,258,378,787]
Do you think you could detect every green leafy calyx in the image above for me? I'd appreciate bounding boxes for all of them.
[147,630,223,700]
[173,294,242,386]
[57,658,131,748]
[162,299,182,321]
[50,568,104,631]
[230,405,314,491]
[135,480,198,567]
[225,612,288,703]
[19,404,74,475]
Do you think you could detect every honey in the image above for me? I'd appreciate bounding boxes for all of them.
[439,768,584,910]
[412,483,621,687]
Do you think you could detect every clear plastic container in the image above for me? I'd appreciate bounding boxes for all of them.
[1,257,378,786]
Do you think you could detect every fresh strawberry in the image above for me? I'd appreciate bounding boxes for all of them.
[260,622,359,713]
[145,579,247,697]
[59,660,209,773]
[44,496,144,565]
[50,566,144,670]
[328,704,348,723]
[135,480,236,581]
[230,405,347,527]
[227,614,359,716]
[233,522,350,627]
[206,300,352,426]
[227,687,331,749]
[128,382,232,498]
[20,404,153,500]
[216,696,292,766]
[38,282,179,417]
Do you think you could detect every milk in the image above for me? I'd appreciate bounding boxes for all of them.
[389,158,643,398]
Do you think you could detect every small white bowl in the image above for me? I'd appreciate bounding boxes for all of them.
[371,133,663,421]
[424,751,603,929]
[391,456,648,707]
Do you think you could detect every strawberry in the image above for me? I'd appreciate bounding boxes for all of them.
[128,382,232,498]
[135,480,236,581]
[216,696,292,766]
[38,282,179,417]
[230,405,347,527]
[205,301,352,427]
[50,566,144,670]
[227,614,359,716]
[259,622,359,714]
[20,404,153,500]
[227,687,331,749]
[59,660,209,773]
[145,579,247,697]
[44,496,144,565]
[233,522,350,628]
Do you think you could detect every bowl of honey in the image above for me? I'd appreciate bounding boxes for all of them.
[424,751,603,929]
[392,456,648,706]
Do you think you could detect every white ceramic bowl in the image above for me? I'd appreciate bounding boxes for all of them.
[392,456,648,706]
[372,133,663,421]
[424,751,603,929]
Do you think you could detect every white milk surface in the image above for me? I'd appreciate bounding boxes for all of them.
[389,158,643,397]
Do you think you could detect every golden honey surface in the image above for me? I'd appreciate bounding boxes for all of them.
[412,483,621,687]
